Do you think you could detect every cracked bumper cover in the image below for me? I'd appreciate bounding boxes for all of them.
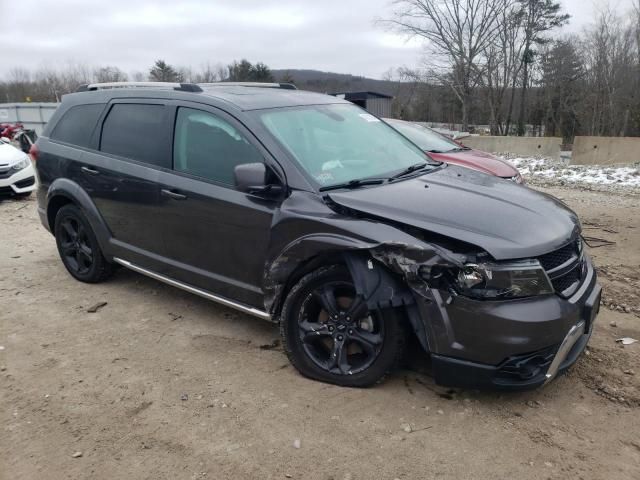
[425,257,601,390]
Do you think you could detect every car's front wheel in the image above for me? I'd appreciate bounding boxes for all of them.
[54,204,113,283]
[280,265,406,387]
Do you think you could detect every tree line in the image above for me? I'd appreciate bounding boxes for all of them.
[2,0,639,140]
[0,59,275,103]
[383,0,640,140]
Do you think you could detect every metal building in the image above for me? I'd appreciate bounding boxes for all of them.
[330,91,393,117]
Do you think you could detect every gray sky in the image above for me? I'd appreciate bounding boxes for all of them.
[1,0,636,80]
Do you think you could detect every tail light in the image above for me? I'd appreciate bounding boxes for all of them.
[29,143,39,163]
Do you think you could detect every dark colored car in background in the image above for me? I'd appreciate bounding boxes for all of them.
[32,82,600,390]
[385,118,523,184]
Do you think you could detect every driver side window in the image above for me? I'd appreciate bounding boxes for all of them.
[173,107,263,185]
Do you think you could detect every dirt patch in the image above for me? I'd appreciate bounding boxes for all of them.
[1,190,640,480]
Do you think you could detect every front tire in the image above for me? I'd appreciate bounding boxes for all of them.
[54,204,113,283]
[280,265,406,387]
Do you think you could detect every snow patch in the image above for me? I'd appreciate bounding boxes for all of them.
[501,155,640,189]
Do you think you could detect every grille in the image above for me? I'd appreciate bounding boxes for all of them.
[536,239,584,297]
[537,241,578,270]
[0,186,14,196]
[0,167,12,179]
[550,266,581,293]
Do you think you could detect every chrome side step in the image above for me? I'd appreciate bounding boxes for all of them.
[113,257,271,320]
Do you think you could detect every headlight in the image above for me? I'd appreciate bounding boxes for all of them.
[11,157,30,171]
[454,259,553,299]
[511,172,524,184]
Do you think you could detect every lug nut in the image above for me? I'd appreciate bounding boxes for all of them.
[337,335,343,341]
[328,326,334,332]
[348,329,353,334]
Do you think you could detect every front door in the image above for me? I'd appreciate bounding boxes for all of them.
[158,105,281,308]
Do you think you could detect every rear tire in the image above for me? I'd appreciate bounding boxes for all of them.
[280,265,406,387]
[54,204,113,283]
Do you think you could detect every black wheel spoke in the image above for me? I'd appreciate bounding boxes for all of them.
[61,220,77,240]
[327,339,350,374]
[349,328,382,354]
[78,243,93,261]
[60,240,76,257]
[299,320,331,342]
[313,285,339,317]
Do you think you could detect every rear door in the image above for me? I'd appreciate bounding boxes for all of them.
[157,103,282,308]
[80,100,172,270]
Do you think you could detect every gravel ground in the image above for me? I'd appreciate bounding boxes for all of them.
[1,186,639,480]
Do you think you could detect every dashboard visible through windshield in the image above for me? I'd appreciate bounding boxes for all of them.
[255,104,438,189]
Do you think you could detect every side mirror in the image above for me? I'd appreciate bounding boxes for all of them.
[234,163,282,195]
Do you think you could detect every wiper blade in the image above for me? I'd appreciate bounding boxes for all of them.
[449,147,471,151]
[389,162,431,180]
[319,178,385,192]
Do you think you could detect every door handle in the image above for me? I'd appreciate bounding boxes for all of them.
[161,189,187,200]
[81,166,100,175]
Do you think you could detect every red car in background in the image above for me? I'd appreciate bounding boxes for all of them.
[385,118,523,184]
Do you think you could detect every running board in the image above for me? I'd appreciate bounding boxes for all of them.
[113,257,271,320]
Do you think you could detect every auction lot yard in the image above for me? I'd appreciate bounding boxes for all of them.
[1,186,639,480]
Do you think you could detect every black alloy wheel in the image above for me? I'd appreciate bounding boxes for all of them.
[58,216,94,275]
[54,204,113,283]
[281,265,406,387]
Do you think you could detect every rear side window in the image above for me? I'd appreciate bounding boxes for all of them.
[50,103,105,147]
[100,104,169,168]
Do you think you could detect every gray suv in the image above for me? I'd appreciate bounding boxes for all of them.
[32,81,601,389]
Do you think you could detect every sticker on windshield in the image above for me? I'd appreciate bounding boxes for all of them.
[359,113,380,122]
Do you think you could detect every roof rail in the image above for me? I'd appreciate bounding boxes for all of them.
[199,82,297,90]
[77,82,203,93]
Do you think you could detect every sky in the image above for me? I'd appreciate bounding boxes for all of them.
[0,0,637,80]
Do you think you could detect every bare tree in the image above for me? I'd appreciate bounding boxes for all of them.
[515,0,569,135]
[94,66,128,83]
[384,0,508,130]
[483,1,526,134]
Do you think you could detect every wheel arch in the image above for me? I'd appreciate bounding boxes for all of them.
[264,236,430,352]
[46,178,112,256]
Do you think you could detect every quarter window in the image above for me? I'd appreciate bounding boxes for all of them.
[100,104,169,168]
[50,103,105,147]
[173,107,263,185]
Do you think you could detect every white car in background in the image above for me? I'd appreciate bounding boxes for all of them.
[0,138,36,198]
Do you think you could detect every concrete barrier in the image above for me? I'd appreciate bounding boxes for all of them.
[571,136,640,166]
[459,136,562,159]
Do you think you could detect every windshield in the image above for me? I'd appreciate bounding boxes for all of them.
[386,119,461,153]
[255,104,436,188]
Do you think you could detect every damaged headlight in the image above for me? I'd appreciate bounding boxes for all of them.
[454,259,553,299]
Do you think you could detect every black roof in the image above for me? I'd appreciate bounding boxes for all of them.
[330,91,393,101]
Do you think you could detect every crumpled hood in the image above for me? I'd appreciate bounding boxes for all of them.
[428,149,518,178]
[328,165,579,260]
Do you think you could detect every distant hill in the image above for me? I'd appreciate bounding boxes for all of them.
[271,69,400,96]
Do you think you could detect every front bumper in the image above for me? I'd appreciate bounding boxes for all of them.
[0,163,37,196]
[423,256,601,390]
